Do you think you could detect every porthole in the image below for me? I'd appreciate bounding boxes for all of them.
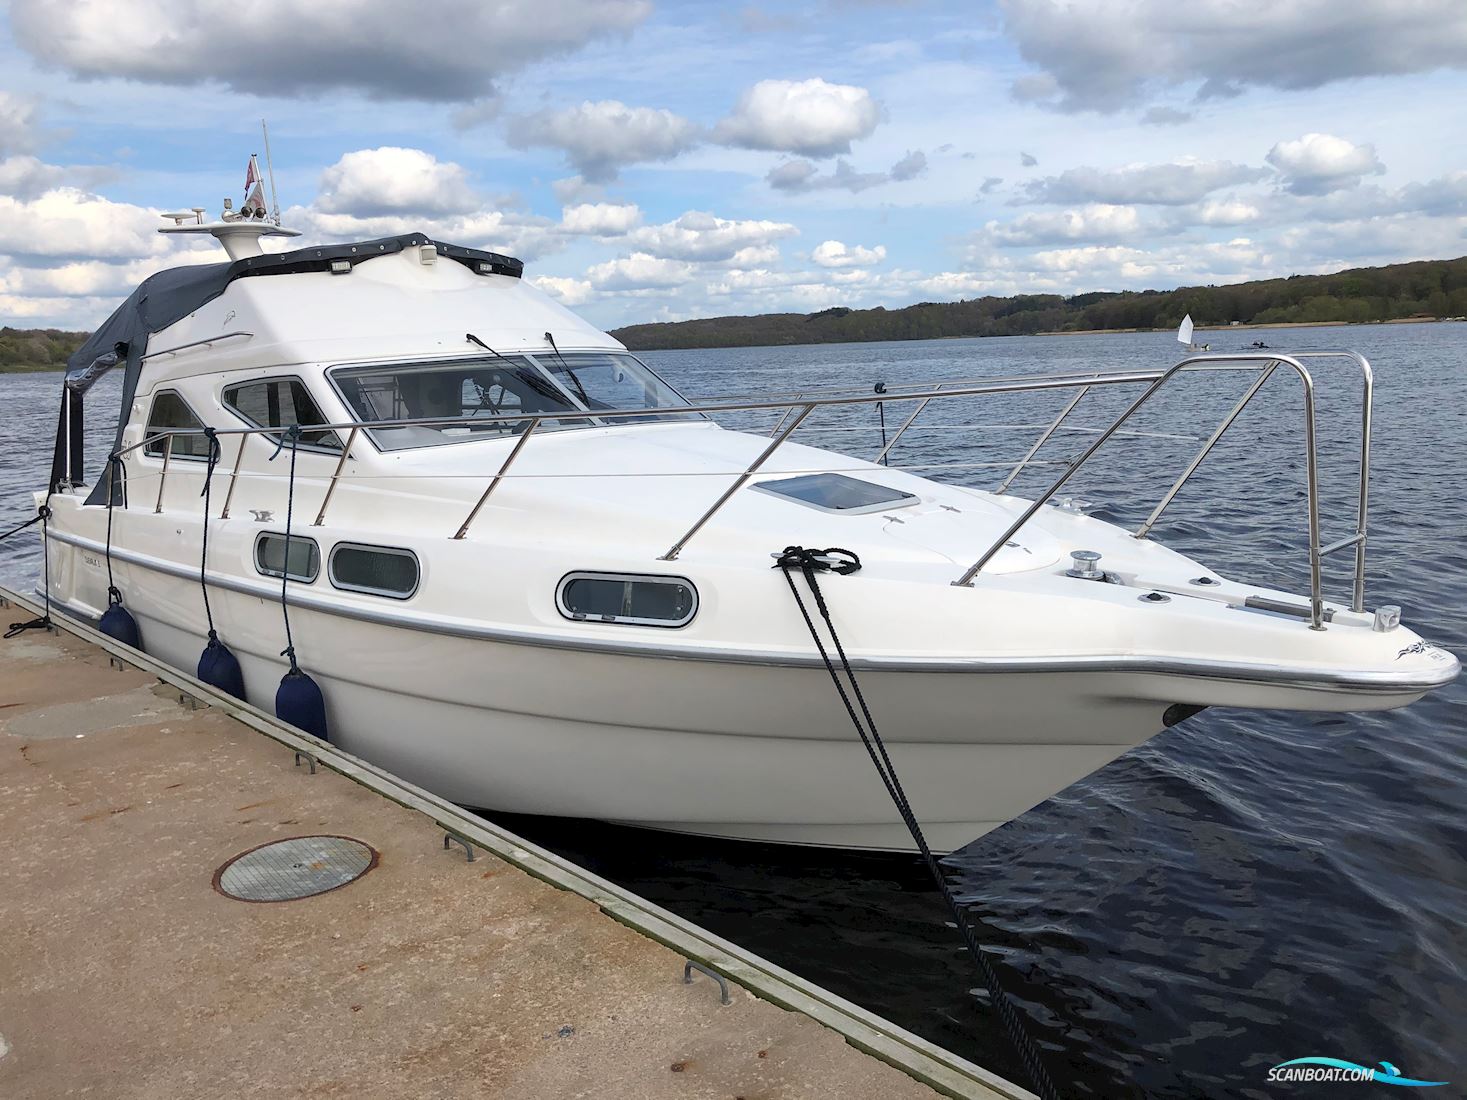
[557,572,698,628]
[255,532,320,583]
[330,543,420,599]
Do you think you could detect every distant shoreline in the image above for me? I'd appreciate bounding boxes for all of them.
[1037,317,1458,337]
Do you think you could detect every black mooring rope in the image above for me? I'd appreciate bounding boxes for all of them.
[269,426,302,670]
[0,511,44,543]
[875,381,889,465]
[199,428,220,639]
[103,454,122,609]
[774,545,1060,1100]
[5,502,53,639]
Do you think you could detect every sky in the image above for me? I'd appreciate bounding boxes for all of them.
[1,0,1465,333]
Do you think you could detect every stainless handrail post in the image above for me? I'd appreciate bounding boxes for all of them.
[313,426,358,526]
[1297,363,1324,629]
[1351,354,1373,613]
[1135,362,1278,538]
[872,385,944,465]
[661,403,815,561]
[453,417,541,540]
[994,384,1091,494]
[219,434,247,520]
[153,434,173,514]
[768,394,803,438]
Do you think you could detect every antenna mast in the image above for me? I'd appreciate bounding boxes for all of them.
[260,118,282,225]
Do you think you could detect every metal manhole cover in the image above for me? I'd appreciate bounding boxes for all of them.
[215,836,377,902]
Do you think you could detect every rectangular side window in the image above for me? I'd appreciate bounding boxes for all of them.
[224,378,342,450]
[144,391,213,459]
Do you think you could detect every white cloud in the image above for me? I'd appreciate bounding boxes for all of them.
[626,211,798,261]
[1194,199,1261,226]
[715,78,881,156]
[0,156,68,199]
[291,205,560,262]
[766,150,925,193]
[811,240,887,267]
[1024,159,1266,205]
[983,204,1144,247]
[532,275,594,305]
[1266,133,1386,195]
[505,100,701,182]
[315,147,478,217]
[1001,0,1467,112]
[9,0,651,101]
[889,149,928,181]
[560,202,643,236]
[1141,106,1194,126]
[0,187,176,260]
[913,271,992,299]
[551,176,604,205]
[586,252,697,291]
[0,93,41,156]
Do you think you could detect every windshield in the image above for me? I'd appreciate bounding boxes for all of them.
[330,352,698,451]
[529,351,698,425]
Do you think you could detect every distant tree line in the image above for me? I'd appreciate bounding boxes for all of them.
[4,256,1466,367]
[0,327,88,372]
[610,256,1467,350]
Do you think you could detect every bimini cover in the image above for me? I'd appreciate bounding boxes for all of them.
[54,233,524,502]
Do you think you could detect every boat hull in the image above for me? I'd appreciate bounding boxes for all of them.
[37,505,1454,853]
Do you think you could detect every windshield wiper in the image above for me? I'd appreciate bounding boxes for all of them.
[544,331,594,406]
[464,332,572,406]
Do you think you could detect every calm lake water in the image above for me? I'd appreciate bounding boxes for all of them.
[2,323,1463,1098]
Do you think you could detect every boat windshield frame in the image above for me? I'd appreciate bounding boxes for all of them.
[326,350,702,453]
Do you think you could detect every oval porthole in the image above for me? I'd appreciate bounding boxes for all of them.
[255,532,320,583]
[557,572,698,628]
[329,543,420,599]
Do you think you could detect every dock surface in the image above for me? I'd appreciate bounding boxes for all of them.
[0,589,1028,1100]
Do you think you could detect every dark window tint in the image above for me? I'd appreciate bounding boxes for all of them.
[558,573,697,627]
[144,391,212,459]
[753,472,918,513]
[255,533,320,583]
[224,378,341,450]
[330,544,419,599]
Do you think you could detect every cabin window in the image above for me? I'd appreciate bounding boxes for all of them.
[557,572,698,628]
[329,543,420,599]
[224,377,342,450]
[143,390,213,460]
[752,473,919,514]
[254,532,320,583]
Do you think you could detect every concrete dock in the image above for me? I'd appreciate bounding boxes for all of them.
[0,586,1030,1100]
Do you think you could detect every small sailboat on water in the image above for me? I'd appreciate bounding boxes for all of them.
[1177,313,1210,352]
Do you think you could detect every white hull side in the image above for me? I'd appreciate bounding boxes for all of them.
[93,562,1172,852]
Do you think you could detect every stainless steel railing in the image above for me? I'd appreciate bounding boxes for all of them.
[109,350,1373,630]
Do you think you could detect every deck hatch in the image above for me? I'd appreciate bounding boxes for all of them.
[558,572,698,628]
[753,473,919,515]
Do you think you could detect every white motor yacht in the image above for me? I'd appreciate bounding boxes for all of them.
[26,205,1458,852]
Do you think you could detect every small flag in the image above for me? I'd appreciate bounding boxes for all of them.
[245,155,260,198]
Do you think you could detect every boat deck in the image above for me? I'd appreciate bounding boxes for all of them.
[0,585,1029,1100]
